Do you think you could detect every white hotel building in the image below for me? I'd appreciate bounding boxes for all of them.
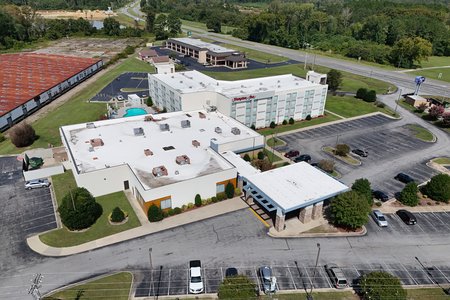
[148,70,328,129]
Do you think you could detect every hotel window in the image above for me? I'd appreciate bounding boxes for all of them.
[216,184,225,194]
[160,198,172,209]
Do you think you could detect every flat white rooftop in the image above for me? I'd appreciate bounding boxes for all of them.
[61,110,260,189]
[151,70,323,96]
[169,38,237,54]
[221,151,260,178]
[245,162,349,212]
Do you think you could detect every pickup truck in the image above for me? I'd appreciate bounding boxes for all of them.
[189,260,204,294]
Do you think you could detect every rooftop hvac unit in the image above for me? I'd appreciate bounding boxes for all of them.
[192,140,201,147]
[86,122,96,129]
[133,127,144,136]
[152,165,168,177]
[88,147,94,152]
[215,127,222,134]
[175,155,190,165]
[181,120,191,128]
[90,138,104,147]
[144,149,153,156]
[159,123,170,131]
[198,112,206,119]
[231,127,241,135]
[207,106,217,112]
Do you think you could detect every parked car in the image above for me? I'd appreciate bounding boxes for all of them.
[396,209,417,225]
[225,267,238,277]
[325,264,348,289]
[294,154,311,163]
[25,178,50,190]
[372,190,389,202]
[352,149,368,157]
[284,150,300,158]
[189,260,204,294]
[372,210,388,227]
[394,173,415,184]
[259,266,277,294]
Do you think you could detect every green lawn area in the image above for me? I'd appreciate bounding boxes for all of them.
[432,157,450,165]
[266,137,286,147]
[258,114,341,136]
[407,287,450,300]
[0,56,155,155]
[419,56,450,68]
[43,272,132,300]
[41,171,141,247]
[405,124,435,142]
[204,64,392,94]
[182,19,237,34]
[263,148,283,162]
[263,291,358,300]
[412,67,450,83]
[323,146,360,166]
[219,43,289,63]
[325,96,396,118]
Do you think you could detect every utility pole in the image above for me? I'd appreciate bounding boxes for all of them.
[395,88,402,115]
[149,248,154,298]
[28,273,43,300]
[308,243,321,299]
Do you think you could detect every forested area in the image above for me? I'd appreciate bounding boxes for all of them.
[0,0,127,10]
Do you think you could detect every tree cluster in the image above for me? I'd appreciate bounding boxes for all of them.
[422,174,450,203]
[359,271,406,300]
[356,88,377,102]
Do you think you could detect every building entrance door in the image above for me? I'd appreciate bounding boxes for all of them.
[123,180,129,190]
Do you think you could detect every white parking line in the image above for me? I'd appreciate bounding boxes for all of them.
[435,266,450,284]
[400,263,419,285]
[186,268,189,295]
[220,267,223,282]
[167,269,171,296]
[303,266,314,289]
[254,268,261,293]
[287,265,297,290]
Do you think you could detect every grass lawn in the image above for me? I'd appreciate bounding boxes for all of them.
[323,146,360,166]
[43,272,132,300]
[407,287,450,300]
[219,43,289,63]
[258,114,341,136]
[41,172,141,247]
[419,56,450,68]
[182,19,237,34]
[267,137,286,147]
[0,56,155,155]
[204,64,392,94]
[325,96,396,118]
[432,157,450,165]
[405,124,434,142]
[263,148,283,162]
[412,67,450,83]
[263,291,358,300]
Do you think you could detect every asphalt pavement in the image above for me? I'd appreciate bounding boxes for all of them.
[90,72,149,102]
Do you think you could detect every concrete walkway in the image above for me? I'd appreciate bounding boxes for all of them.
[27,197,247,257]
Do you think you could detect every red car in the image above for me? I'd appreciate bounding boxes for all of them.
[284,150,300,158]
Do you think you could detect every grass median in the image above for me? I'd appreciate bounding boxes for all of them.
[257,114,341,136]
[406,124,435,142]
[326,95,396,118]
[40,170,141,247]
[0,56,155,155]
[412,67,450,83]
[43,272,132,300]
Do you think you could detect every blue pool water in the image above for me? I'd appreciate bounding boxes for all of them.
[123,108,147,117]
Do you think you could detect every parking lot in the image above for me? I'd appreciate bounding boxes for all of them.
[276,114,438,197]
[0,156,57,274]
[90,72,149,102]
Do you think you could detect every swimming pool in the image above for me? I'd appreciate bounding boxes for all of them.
[123,108,147,117]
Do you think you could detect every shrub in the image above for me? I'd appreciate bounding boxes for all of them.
[195,194,202,207]
[181,204,187,211]
[257,151,265,160]
[318,159,335,173]
[148,204,164,222]
[399,182,419,206]
[364,90,377,102]
[252,158,274,171]
[289,117,295,125]
[225,182,235,199]
[351,178,373,205]
[429,105,444,120]
[167,208,175,216]
[124,45,135,55]
[422,174,450,203]
[173,207,182,214]
[282,119,287,125]
[327,69,342,91]
[212,196,218,203]
[146,96,153,107]
[243,154,251,162]
[162,210,169,218]
[110,206,125,223]
[335,144,350,156]
[330,191,371,229]
[217,192,226,201]
[201,199,207,206]
[218,275,257,299]
[234,188,241,196]
[58,187,103,230]
[417,102,428,113]
[306,114,312,121]
[187,202,195,209]
[250,124,256,130]
[359,271,406,300]
[10,123,36,147]
[270,121,276,128]
[375,101,385,108]
[0,132,5,143]
[375,202,382,207]
[356,88,368,100]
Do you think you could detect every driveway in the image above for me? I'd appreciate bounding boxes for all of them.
[0,156,56,275]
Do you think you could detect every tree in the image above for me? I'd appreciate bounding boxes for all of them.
[352,178,372,205]
[58,187,103,230]
[335,144,350,156]
[422,174,450,203]
[289,117,294,125]
[111,206,125,223]
[327,69,342,91]
[399,182,419,206]
[364,90,377,102]
[103,17,120,36]
[429,105,444,120]
[318,159,335,173]
[10,123,36,147]
[167,12,181,36]
[225,182,235,199]
[442,112,450,126]
[253,158,274,172]
[146,96,153,107]
[282,119,287,125]
[195,194,202,207]
[143,8,155,33]
[243,154,251,162]
[359,271,406,300]
[356,88,367,100]
[330,191,371,229]
[218,275,257,299]
[257,151,265,160]
[270,121,276,128]
[391,37,432,68]
[154,14,168,40]
[206,18,221,33]
[148,204,163,222]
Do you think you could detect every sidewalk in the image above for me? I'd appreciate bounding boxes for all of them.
[27,197,248,257]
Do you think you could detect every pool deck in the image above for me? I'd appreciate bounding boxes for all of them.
[112,105,155,119]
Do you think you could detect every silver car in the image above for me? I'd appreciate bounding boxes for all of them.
[325,264,348,289]
[25,178,50,189]
[372,210,388,227]
[259,266,276,294]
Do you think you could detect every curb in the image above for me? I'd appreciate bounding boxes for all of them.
[267,225,367,239]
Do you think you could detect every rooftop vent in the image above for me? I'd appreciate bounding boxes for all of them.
[192,140,201,147]
[176,155,190,165]
[88,147,94,152]
[86,122,96,129]
[231,127,241,135]
[180,80,183,83]
[152,165,168,177]
[198,112,206,119]
[186,113,192,117]
[241,85,245,88]
[90,138,104,147]
[259,82,263,85]
[163,146,175,151]
[159,123,170,131]
[215,127,222,134]
[181,120,191,128]
[144,149,153,156]
[134,127,144,136]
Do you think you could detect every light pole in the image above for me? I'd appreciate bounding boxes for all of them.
[149,248,153,297]
[309,243,321,297]
[395,88,402,115]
